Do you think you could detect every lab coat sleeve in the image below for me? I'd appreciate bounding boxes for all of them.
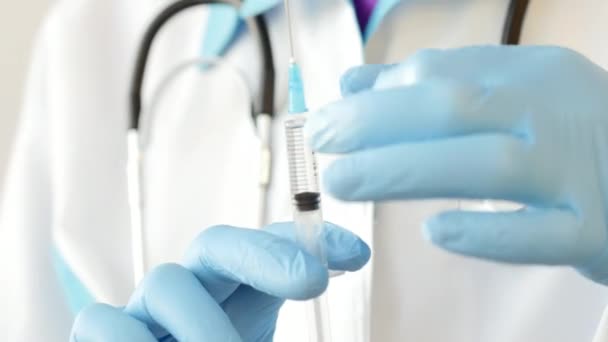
[0,16,74,342]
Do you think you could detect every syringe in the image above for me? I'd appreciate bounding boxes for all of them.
[284,82,333,342]
[282,1,332,341]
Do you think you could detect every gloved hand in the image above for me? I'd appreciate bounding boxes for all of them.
[306,45,608,284]
[70,222,370,341]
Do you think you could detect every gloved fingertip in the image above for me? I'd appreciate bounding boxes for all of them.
[324,222,371,271]
[339,67,362,96]
[339,239,371,271]
[304,109,334,152]
[323,159,363,201]
[423,213,464,247]
[265,222,370,271]
[261,222,369,297]
[340,64,395,96]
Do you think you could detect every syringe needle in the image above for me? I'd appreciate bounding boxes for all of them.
[283,0,296,61]
[283,0,307,114]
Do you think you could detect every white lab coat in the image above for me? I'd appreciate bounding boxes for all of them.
[2,0,608,341]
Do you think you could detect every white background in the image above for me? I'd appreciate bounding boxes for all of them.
[0,1,51,197]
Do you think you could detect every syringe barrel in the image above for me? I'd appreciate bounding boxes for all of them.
[285,114,320,199]
[285,114,327,264]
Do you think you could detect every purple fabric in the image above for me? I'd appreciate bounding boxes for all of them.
[353,0,379,32]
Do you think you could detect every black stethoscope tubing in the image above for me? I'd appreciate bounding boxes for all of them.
[129,0,276,131]
[503,0,530,45]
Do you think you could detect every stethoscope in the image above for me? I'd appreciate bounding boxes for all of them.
[126,0,276,284]
[130,0,277,229]
[126,0,531,284]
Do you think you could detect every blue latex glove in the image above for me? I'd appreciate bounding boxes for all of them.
[70,222,370,341]
[306,46,608,284]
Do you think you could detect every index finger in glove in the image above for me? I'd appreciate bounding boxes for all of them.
[182,223,370,303]
[306,80,524,154]
[340,64,397,96]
